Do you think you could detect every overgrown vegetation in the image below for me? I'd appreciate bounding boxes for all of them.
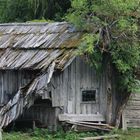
[67,0,140,93]
[3,128,140,140]
[3,128,103,140]
[0,0,71,22]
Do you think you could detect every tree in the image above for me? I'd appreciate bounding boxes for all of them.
[0,0,34,22]
[67,0,140,93]
[67,0,140,127]
[0,0,7,21]
[0,0,71,22]
[28,0,71,20]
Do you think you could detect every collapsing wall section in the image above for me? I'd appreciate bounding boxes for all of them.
[0,62,55,128]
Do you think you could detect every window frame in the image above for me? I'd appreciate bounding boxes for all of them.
[81,88,98,104]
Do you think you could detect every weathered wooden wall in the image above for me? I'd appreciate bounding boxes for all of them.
[122,93,140,129]
[122,72,140,129]
[22,57,104,127]
[50,57,107,116]
[0,70,56,129]
[0,70,38,106]
[0,57,119,128]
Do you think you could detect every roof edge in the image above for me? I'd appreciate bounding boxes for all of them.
[0,22,67,26]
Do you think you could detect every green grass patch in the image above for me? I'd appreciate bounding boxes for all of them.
[2,128,140,140]
[3,128,99,140]
[117,129,140,140]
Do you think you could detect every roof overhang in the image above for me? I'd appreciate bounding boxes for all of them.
[0,22,81,70]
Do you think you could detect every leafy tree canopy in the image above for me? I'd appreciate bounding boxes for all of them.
[0,0,71,22]
[67,0,140,92]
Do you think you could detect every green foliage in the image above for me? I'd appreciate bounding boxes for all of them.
[77,33,102,71]
[0,0,7,21]
[3,128,140,140]
[3,128,100,140]
[27,0,71,21]
[0,0,71,22]
[67,0,140,93]
[0,0,34,22]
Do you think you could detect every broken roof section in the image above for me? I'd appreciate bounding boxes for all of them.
[0,22,81,70]
[0,22,82,128]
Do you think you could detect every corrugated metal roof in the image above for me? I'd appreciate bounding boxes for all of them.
[0,22,81,70]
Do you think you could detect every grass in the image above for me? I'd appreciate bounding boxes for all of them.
[117,129,140,140]
[3,128,100,140]
[2,128,140,140]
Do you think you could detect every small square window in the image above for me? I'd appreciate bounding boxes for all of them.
[82,90,96,102]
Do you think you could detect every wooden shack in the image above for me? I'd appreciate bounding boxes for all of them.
[0,22,137,130]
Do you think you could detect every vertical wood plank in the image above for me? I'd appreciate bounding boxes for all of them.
[122,110,127,130]
[62,68,68,113]
[70,59,76,114]
[0,72,3,104]
[59,72,64,106]
[86,104,92,114]
[67,63,71,103]
[75,57,81,114]
[81,104,86,114]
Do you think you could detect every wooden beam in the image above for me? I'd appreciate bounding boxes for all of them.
[80,134,120,140]
[76,121,114,129]
[59,114,105,122]
[67,121,112,131]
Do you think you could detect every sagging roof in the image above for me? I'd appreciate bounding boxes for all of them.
[0,22,81,70]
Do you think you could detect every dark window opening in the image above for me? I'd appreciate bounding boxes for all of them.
[82,90,96,102]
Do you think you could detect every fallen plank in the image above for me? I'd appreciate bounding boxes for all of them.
[66,121,111,131]
[80,134,120,140]
[77,121,114,129]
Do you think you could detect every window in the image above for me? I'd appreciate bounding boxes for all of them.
[82,90,96,102]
